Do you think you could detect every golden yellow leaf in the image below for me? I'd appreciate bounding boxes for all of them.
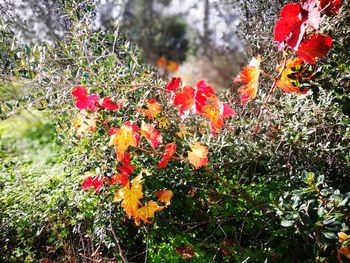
[114,175,143,217]
[176,124,191,139]
[338,232,350,243]
[109,121,139,162]
[134,200,159,225]
[73,110,99,138]
[187,143,208,169]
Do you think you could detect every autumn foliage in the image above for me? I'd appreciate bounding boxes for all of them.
[234,0,339,104]
[66,1,349,260]
[73,0,342,227]
[74,76,236,224]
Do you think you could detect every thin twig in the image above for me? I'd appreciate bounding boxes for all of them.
[253,56,288,135]
[108,225,128,263]
[133,146,187,161]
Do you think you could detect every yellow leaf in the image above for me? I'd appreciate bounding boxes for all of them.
[338,232,350,243]
[276,57,308,94]
[73,110,99,138]
[134,200,159,225]
[114,175,143,217]
[176,124,191,139]
[187,143,208,169]
[157,116,170,129]
[109,121,138,162]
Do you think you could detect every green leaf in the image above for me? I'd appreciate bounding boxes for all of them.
[322,231,337,239]
[281,220,294,227]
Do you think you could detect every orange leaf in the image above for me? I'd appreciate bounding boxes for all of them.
[276,57,308,94]
[188,143,208,169]
[134,200,160,225]
[156,57,167,68]
[157,143,177,168]
[114,175,143,217]
[200,103,223,136]
[234,56,261,104]
[139,99,162,120]
[154,190,173,206]
[109,121,139,162]
[167,60,179,72]
[175,244,195,259]
[338,246,350,262]
[140,121,163,149]
[199,97,235,136]
[338,232,350,243]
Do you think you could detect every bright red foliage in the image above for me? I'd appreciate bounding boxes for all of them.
[222,103,236,119]
[319,0,342,16]
[297,34,332,63]
[72,86,99,111]
[101,97,119,110]
[158,143,177,168]
[110,172,129,187]
[118,153,135,175]
[166,77,181,93]
[82,176,104,192]
[174,86,196,120]
[195,80,215,112]
[274,2,320,50]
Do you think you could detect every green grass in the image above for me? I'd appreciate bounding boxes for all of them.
[0,110,65,261]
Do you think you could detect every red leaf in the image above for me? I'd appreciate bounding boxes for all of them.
[174,86,195,120]
[109,127,118,136]
[234,56,261,104]
[110,172,129,187]
[297,34,332,64]
[72,86,99,111]
[140,121,163,149]
[139,99,162,120]
[195,80,215,112]
[274,4,304,48]
[319,0,342,16]
[222,103,236,119]
[101,97,119,110]
[166,77,181,92]
[82,176,104,192]
[118,153,135,175]
[274,3,320,50]
[157,143,177,168]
